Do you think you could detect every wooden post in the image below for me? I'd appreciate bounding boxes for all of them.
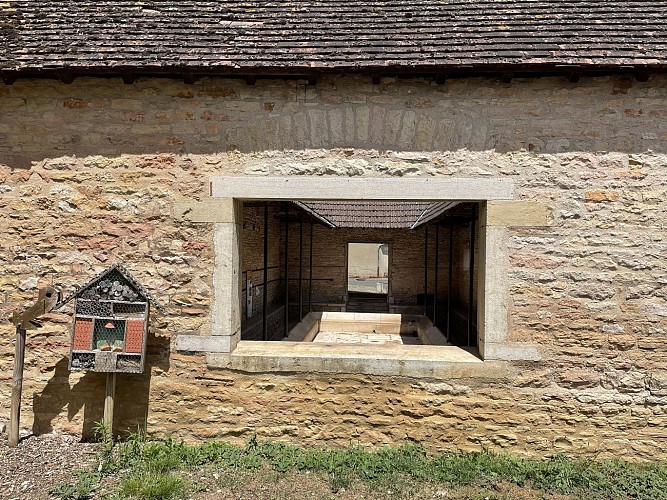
[104,372,116,433]
[8,326,26,448]
[8,285,60,447]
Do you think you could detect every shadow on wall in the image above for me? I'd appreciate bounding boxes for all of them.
[32,331,170,440]
[0,74,663,170]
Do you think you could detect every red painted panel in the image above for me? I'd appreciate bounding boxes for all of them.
[125,320,144,353]
[73,318,93,351]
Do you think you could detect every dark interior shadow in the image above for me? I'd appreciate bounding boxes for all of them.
[31,330,170,441]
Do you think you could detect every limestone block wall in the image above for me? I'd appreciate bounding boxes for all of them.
[0,74,666,459]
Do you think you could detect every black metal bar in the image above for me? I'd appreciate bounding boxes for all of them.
[284,205,289,337]
[243,265,280,274]
[433,224,439,326]
[424,225,428,317]
[447,224,453,342]
[243,277,333,293]
[298,218,303,320]
[309,221,314,313]
[468,205,477,347]
[262,202,268,341]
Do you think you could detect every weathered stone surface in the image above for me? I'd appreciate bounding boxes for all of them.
[556,369,601,389]
[173,199,235,223]
[487,201,553,227]
[0,75,666,460]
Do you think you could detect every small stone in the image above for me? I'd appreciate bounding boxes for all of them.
[182,307,206,316]
[556,369,600,389]
[63,99,90,109]
[584,190,620,202]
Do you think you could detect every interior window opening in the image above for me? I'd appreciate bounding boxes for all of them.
[239,200,480,350]
[346,242,389,313]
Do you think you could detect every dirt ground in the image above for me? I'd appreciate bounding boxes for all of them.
[187,467,573,500]
[0,433,97,500]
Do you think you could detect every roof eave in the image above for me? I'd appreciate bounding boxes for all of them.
[2,61,665,84]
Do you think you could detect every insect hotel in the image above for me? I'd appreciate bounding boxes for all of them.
[65,264,166,374]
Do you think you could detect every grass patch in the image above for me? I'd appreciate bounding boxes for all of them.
[51,433,667,500]
[119,471,187,500]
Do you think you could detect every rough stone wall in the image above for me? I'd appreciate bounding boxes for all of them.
[1,75,666,459]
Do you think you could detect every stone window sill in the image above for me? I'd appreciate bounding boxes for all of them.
[205,341,510,379]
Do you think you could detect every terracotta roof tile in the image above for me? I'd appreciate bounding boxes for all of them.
[300,201,431,228]
[2,1,666,74]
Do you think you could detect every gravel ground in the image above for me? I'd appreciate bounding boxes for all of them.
[0,432,97,500]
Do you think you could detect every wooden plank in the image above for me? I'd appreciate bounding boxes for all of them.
[8,327,26,447]
[104,373,116,433]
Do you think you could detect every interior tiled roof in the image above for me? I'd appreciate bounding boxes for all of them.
[300,201,432,228]
[1,1,666,74]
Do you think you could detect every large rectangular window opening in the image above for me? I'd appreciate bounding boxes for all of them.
[239,200,480,350]
[347,242,389,313]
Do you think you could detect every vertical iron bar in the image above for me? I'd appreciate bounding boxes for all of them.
[309,221,314,313]
[433,224,439,327]
[447,224,453,342]
[468,206,477,347]
[423,225,428,317]
[262,202,268,341]
[298,218,303,321]
[284,205,289,337]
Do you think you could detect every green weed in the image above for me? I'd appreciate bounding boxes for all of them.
[119,471,186,500]
[51,436,667,500]
[49,469,100,500]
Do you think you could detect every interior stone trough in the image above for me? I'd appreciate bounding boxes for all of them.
[286,312,450,346]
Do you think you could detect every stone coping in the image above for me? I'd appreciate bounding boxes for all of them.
[207,341,509,379]
[210,176,515,201]
[286,312,450,346]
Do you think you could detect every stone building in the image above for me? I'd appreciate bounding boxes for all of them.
[1,1,667,459]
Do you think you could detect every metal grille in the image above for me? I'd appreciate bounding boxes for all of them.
[71,352,95,370]
[116,354,142,371]
[80,271,141,302]
[92,319,126,351]
[113,302,146,317]
[76,300,113,317]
